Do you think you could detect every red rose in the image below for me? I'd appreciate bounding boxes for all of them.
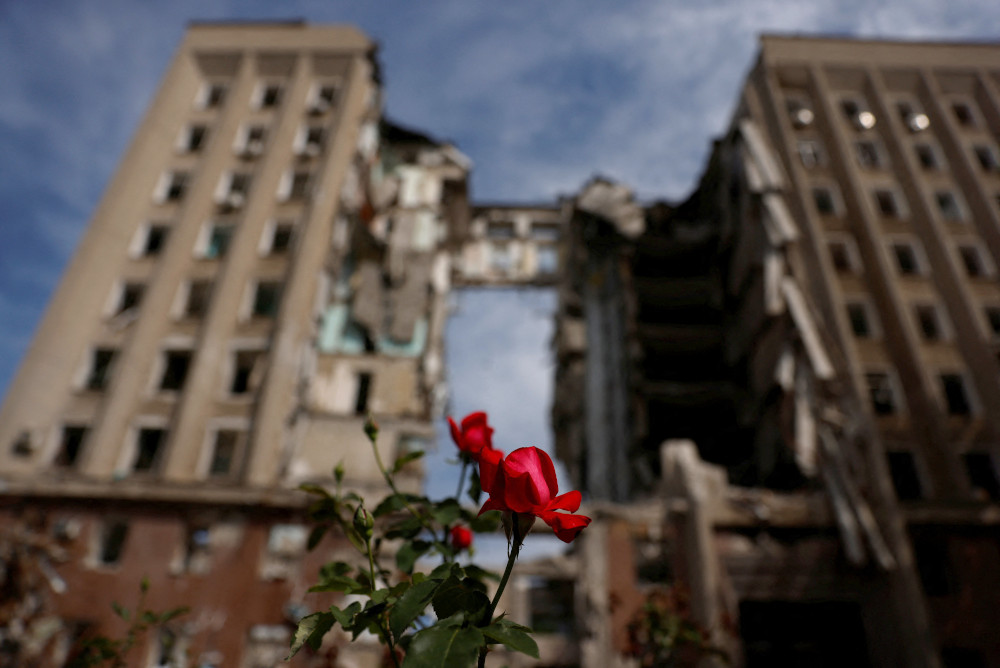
[447,411,495,457]
[449,526,473,551]
[478,447,591,543]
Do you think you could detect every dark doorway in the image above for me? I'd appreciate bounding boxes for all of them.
[740,600,870,668]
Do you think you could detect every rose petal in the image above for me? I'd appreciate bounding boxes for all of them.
[538,511,591,543]
[503,448,554,511]
[548,490,582,513]
[478,495,507,516]
[478,447,503,495]
[448,416,463,449]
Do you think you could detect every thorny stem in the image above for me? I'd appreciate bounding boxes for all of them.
[365,533,401,668]
[478,518,525,668]
[366,419,441,543]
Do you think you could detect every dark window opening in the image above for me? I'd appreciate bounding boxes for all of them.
[941,647,986,668]
[159,351,191,391]
[959,246,987,277]
[913,537,955,596]
[11,432,32,457]
[209,430,240,476]
[740,600,870,668]
[828,241,854,272]
[916,305,943,341]
[165,173,188,202]
[855,140,882,168]
[915,143,938,170]
[941,374,972,415]
[117,283,144,315]
[252,282,282,318]
[974,145,998,172]
[206,224,234,259]
[886,451,923,500]
[875,190,900,217]
[133,428,165,473]
[528,577,575,635]
[936,192,962,221]
[99,520,129,565]
[355,373,372,415]
[866,373,896,415]
[86,348,116,390]
[317,85,337,105]
[270,224,294,254]
[288,172,311,200]
[984,307,1000,338]
[231,351,262,395]
[204,84,226,108]
[963,452,1000,501]
[260,84,282,108]
[812,188,836,215]
[952,102,977,128]
[143,225,169,256]
[892,243,919,275]
[184,281,213,318]
[847,303,871,337]
[186,125,207,152]
[55,426,88,468]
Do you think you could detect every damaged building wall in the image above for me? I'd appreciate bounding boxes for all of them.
[453,204,563,287]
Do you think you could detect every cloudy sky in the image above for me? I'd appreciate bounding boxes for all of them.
[1,2,998,486]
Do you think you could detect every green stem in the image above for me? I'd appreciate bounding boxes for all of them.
[478,525,523,668]
[368,426,439,540]
[366,535,401,668]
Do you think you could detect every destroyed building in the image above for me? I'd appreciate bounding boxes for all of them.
[553,36,1000,668]
[0,23,470,666]
[2,21,1000,668]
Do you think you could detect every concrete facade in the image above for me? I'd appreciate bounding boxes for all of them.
[0,23,466,667]
[552,37,1000,668]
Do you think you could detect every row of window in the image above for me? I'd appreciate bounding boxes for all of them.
[131,218,294,265]
[155,166,319,206]
[176,122,327,161]
[798,136,1000,176]
[196,80,340,115]
[81,337,271,396]
[846,299,953,342]
[865,370,976,417]
[825,231,994,280]
[104,276,282,325]
[887,449,1000,503]
[811,180,986,225]
[788,88,991,137]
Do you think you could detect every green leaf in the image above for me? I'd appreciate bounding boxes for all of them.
[329,601,362,628]
[298,482,332,498]
[462,564,500,583]
[392,449,425,473]
[430,498,462,526]
[111,601,129,621]
[482,620,539,658]
[466,469,482,504]
[469,511,501,533]
[432,575,490,621]
[307,525,327,551]
[428,562,459,581]
[388,579,439,639]
[396,540,432,573]
[287,611,335,658]
[157,607,190,624]
[309,562,365,594]
[374,492,423,517]
[386,516,424,540]
[402,625,484,668]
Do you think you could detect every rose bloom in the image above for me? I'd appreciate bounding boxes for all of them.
[478,447,591,543]
[447,411,495,457]
[449,526,473,551]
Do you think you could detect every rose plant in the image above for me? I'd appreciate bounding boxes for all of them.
[288,412,589,668]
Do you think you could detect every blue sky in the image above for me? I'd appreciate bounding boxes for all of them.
[1,1,998,464]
